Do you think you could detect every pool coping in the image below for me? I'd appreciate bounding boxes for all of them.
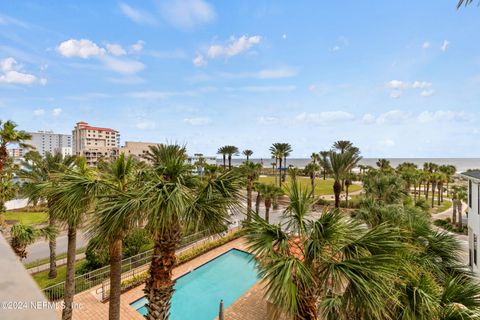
[129,248,255,308]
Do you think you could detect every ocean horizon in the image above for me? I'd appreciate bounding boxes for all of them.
[222,158,480,173]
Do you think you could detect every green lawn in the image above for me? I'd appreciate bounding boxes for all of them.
[430,198,453,215]
[4,211,48,226]
[258,176,362,196]
[24,247,87,269]
[33,260,87,289]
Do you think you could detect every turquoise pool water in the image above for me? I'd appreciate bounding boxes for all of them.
[130,249,260,320]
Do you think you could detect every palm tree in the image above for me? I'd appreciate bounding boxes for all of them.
[48,157,99,320]
[0,157,18,227]
[256,183,283,223]
[104,144,242,320]
[243,149,253,162]
[89,153,139,320]
[303,162,319,198]
[318,151,330,180]
[333,140,353,154]
[327,150,361,208]
[219,145,239,170]
[376,158,391,171]
[310,152,319,164]
[217,146,228,169]
[455,186,467,229]
[423,162,438,199]
[451,186,461,226]
[0,120,31,174]
[19,151,75,279]
[430,172,439,208]
[240,161,262,221]
[439,165,456,198]
[270,143,292,187]
[245,180,403,320]
[10,223,56,259]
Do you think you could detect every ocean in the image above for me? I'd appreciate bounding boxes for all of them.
[222,158,480,173]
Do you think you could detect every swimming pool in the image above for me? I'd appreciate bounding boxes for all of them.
[130,249,260,319]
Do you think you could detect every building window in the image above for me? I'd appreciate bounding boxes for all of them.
[469,180,473,208]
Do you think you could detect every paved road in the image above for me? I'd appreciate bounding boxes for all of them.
[24,229,88,264]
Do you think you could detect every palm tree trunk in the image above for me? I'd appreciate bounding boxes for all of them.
[255,193,261,213]
[108,238,123,320]
[228,155,232,170]
[296,290,318,320]
[452,200,457,225]
[62,226,77,320]
[278,158,283,187]
[413,185,417,202]
[425,182,429,199]
[345,185,349,208]
[334,180,341,208]
[437,184,441,205]
[323,168,326,180]
[458,202,463,228]
[48,214,57,279]
[145,229,181,320]
[265,201,271,223]
[222,155,226,169]
[246,180,253,221]
[310,174,315,198]
[431,183,436,208]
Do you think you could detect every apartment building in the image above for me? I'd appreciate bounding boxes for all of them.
[463,170,480,275]
[120,141,158,161]
[24,130,72,157]
[72,121,120,166]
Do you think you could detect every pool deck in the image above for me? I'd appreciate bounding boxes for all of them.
[60,237,268,320]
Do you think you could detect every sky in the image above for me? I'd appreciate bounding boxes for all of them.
[0,0,479,158]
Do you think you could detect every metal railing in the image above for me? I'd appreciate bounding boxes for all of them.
[42,228,237,301]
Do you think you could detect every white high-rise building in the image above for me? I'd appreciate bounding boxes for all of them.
[24,131,72,157]
[463,170,480,274]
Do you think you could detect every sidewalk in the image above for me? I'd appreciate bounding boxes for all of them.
[27,252,86,274]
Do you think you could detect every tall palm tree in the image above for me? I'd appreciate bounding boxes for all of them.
[240,161,262,221]
[10,223,56,260]
[256,183,283,223]
[376,158,392,171]
[270,143,291,187]
[430,172,439,208]
[318,151,330,180]
[310,152,319,164]
[455,186,467,229]
[327,150,362,208]
[423,162,438,199]
[89,153,139,320]
[243,149,253,162]
[48,158,99,320]
[219,145,239,170]
[439,165,456,198]
[451,186,461,226]
[303,162,319,198]
[217,146,228,169]
[0,157,18,227]
[333,140,353,154]
[19,151,75,279]
[105,144,242,320]
[0,120,31,174]
[245,180,403,320]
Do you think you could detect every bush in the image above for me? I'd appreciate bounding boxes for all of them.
[124,229,152,257]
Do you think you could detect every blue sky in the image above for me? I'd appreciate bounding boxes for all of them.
[1,0,479,158]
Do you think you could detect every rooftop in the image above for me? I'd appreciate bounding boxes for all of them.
[461,170,480,180]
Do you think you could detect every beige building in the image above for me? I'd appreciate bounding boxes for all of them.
[72,121,120,166]
[120,141,158,161]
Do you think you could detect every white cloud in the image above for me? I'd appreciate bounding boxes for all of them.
[128,91,173,99]
[135,120,156,129]
[52,108,62,116]
[386,80,434,98]
[159,0,215,30]
[295,111,355,125]
[441,40,449,52]
[386,80,409,90]
[207,35,261,59]
[330,36,349,52]
[183,117,211,126]
[102,56,144,74]
[422,41,430,49]
[390,90,402,99]
[33,109,45,116]
[376,110,410,124]
[257,116,280,125]
[0,57,46,85]
[282,34,287,39]
[57,39,106,59]
[119,3,157,25]
[417,111,468,123]
[130,40,145,53]
[219,67,297,80]
[193,55,207,67]
[411,81,432,89]
[362,113,376,124]
[421,89,435,97]
[106,43,126,56]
